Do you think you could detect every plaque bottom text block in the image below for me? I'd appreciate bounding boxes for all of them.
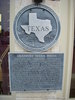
[9,53,64,91]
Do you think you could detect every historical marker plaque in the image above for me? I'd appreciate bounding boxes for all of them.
[13,4,60,52]
[9,53,64,91]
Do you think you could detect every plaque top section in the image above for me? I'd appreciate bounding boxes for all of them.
[9,53,64,92]
[13,4,60,52]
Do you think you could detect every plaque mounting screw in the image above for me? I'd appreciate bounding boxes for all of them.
[33,0,44,5]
